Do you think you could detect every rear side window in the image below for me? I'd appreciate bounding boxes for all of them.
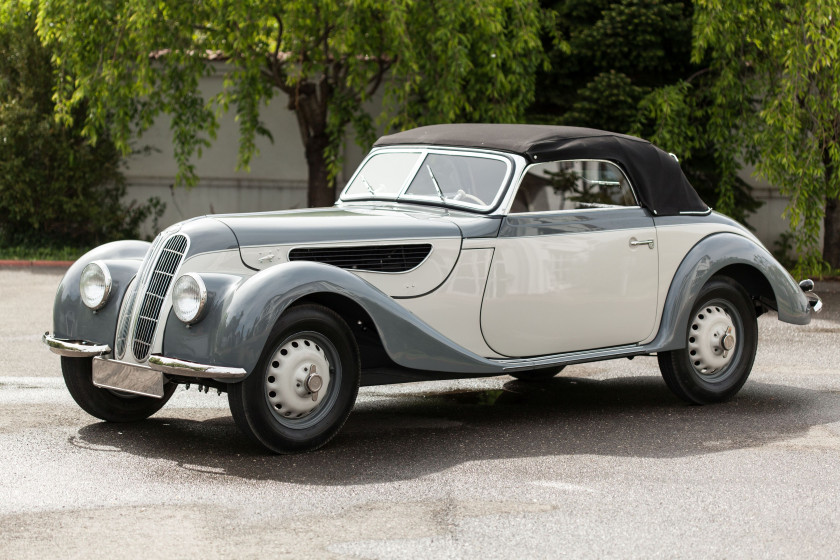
[511,160,637,213]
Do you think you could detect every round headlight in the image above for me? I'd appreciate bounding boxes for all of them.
[172,273,207,324]
[79,261,112,310]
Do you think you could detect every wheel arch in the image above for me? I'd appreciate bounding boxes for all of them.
[291,292,396,373]
[713,263,776,315]
[649,232,810,353]
[164,261,502,379]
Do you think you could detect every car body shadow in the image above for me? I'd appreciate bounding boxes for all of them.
[74,375,840,485]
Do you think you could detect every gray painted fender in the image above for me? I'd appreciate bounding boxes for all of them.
[52,240,150,349]
[162,261,502,378]
[647,232,810,353]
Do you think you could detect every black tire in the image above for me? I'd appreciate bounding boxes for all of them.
[510,366,565,381]
[227,304,361,453]
[658,277,758,404]
[61,356,176,422]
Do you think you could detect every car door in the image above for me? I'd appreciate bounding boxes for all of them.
[481,159,659,357]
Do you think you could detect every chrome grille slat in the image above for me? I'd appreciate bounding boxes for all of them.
[131,234,188,361]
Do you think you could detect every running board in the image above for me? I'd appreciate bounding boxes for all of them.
[492,344,647,372]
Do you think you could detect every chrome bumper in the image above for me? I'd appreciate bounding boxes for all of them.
[806,292,823,313]
[44,332,247,381]
[43,333,111,357]
[800,279,823,314]
[148,355,247,380]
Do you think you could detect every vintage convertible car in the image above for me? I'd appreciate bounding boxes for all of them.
[44,124,823,453]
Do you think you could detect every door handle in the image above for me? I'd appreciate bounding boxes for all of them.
[629,238,655,249]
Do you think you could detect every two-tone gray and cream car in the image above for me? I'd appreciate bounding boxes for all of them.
[44,124,823,453]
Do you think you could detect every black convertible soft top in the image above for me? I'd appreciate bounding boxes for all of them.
[374,124,709,216]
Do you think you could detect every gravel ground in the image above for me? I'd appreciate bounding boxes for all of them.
[1,269,838,559]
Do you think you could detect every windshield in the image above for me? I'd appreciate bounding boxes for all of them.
[341,150,511,211]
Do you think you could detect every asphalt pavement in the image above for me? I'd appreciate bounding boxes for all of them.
[1,268,839,559]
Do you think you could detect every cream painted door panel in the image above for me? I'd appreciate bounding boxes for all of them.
[481,209,658,357]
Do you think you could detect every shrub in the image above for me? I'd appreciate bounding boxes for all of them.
[0,4,162,249]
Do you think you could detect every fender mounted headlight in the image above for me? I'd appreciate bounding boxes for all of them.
[172,273,208,324]
[79,261,112,310]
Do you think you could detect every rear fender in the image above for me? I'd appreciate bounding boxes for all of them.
[650,233,810,352]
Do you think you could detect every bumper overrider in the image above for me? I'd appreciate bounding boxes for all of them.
[43,333,246,397]
[799,279,823,314]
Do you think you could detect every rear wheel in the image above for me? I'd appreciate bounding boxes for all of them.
[228,304,361,453]
[658,277,758,404]
[61,356,176,422]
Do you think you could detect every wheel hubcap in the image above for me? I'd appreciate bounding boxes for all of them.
[265,337,332,419]
[688,304,737,376]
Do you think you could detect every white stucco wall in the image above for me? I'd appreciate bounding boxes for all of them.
[737,164,824,255]
[123,64,375,236]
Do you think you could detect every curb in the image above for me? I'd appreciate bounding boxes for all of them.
[0,260,74,270]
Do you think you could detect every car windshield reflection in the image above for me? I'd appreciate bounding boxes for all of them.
[342,150,511,210]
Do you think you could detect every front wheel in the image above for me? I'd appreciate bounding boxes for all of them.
[62,356,176,422]
[228,304,361,453]
[658,277,758,404]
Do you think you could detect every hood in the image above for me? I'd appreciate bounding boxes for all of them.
[212,205,464,248]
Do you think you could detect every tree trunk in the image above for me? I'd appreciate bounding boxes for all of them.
[305,132,335,208]
[824,196,840,269]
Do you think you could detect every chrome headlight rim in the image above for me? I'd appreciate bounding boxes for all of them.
[79,261,113,311]
[172,272,208,325]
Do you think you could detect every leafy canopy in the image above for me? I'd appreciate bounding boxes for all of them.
[643,0,840,273]
[35,0,547,205]
[0,2,162,249]
[530,0,761,227]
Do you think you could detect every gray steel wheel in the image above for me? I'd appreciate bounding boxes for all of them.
[686,299,742,382]
[658,277,758,404]
[264,332,340,429]
[228,304,360,453]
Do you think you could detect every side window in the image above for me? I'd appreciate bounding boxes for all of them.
[511,160,637,213]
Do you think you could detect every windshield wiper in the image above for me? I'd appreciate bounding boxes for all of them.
[425,165,446,202]
[360,174,375,196]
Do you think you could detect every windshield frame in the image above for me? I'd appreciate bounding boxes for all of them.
[339,147,515,213]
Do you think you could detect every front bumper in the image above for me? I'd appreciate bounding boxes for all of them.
[43,333,111,357]
[148,355,247,380]
[43,333,248,381]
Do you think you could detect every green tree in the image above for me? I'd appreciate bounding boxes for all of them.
[0,3,162,249]
[643,0,840,274]
[530,0,761,226]
[35,0,546,208]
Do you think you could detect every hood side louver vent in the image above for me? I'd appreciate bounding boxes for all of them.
[288,244,433,273]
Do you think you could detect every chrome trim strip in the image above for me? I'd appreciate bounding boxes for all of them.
[148,355,247,380]
[43,333,111,357]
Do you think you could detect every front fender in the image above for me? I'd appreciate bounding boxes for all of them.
[52,240,150,348]
[650,232,810,352]
[162,261,500,377]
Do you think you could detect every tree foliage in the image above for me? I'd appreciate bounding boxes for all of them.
[35,0,547,208]
[530,0,762,227]
[0,3,162,249]
[643,0,840,274]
